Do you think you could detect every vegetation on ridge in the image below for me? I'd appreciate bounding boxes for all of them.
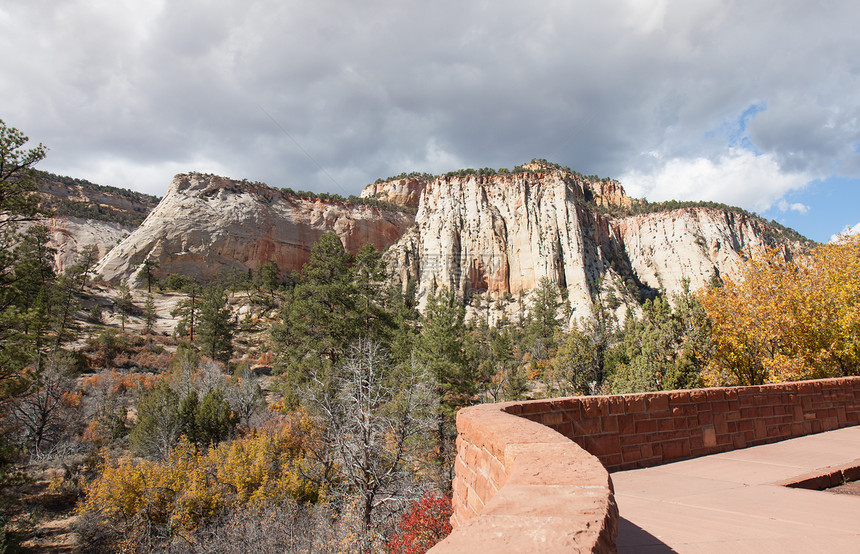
[36,170,161,227]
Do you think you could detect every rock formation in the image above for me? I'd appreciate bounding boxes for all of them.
[89,162,806,323]
[24,174,160,274]
[374,163,803,322]
[359,176,428,209]
[40,216,131,274]
[96,173,414,284]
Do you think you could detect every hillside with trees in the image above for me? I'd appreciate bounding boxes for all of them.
[1,119,857,552]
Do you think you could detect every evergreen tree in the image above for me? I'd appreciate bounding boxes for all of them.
[523,277,562,360]
[603,282,708,394]
[171,282,201,341]
[415,287,473,482]
[51,273,81,349]
[256,259,281,299]
[70,244,100,293]
[197,286,235,362]
[130,381,181,460]
[143,294,157,334]
[115,282,133,332]
[137,257,159,293]
[271,233,395,404]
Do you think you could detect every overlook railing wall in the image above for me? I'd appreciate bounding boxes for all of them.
[432,377,860,553]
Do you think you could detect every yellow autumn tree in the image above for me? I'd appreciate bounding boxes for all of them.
[79,412,322,547]
[700,235,860,385]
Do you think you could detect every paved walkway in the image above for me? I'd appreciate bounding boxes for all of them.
[613,426,860,553]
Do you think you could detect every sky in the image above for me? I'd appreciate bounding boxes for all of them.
[2,0,859,243]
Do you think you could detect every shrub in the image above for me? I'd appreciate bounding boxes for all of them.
[387,492,453,554]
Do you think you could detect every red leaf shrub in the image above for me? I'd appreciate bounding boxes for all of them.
[387,492,452,554]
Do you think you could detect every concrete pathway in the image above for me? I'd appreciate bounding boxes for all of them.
[613,426,860,553]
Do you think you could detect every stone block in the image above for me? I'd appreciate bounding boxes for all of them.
[625,395,646,413]
[573,417,602,435]
[635,419,657,434]
[621,445,641,463]
[661,439,691,461]
[656,418,674,432]
[647,395,670,412]
[606,396,625,414]
[542,411,563,425]
[705,389,725,402]
[619,414,636,435]
[583,433,621,458]
[583,397,610,417]
[602,415,619,433]
[702,425,717,447]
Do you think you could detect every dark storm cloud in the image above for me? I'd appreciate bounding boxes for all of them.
[2,0,860,211]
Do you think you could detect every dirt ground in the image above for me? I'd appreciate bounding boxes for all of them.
[2,468,82,553]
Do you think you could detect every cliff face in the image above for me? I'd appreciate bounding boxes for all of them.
[89,165,804,320]
[359,177,427,209]
[95,173,414,284]
[615,208,771,295]
[385,171,606,316]
[21,174,160,274]
[381,167,798,321]
[41,216,131,274]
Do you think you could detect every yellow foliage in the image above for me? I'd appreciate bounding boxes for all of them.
[80,413,322,543]
[700,236,860,385]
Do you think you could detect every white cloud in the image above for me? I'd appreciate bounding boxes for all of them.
[777,200,810,214]
[830,222,860,243]
[620,148,812,211]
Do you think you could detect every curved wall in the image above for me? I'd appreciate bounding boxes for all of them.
[432,377,860,552]
[431,402,618,553]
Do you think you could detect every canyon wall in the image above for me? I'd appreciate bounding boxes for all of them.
[96,173,413,284]
[378,167,794,320]
[41,216,131,274]
[91,164,804,320]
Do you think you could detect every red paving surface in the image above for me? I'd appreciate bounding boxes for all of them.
[613,426,860,553]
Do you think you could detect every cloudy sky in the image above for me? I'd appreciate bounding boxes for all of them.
[3,0,859,242]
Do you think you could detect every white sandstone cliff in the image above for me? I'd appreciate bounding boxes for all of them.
[96,173,414,285]
[378,167,799,322]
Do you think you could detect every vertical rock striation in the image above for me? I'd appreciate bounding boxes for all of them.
[379,165,803,320]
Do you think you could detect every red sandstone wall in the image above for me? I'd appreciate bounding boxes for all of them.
[431,404,617,553]
[509,377,860,471]
[435,377,859,553]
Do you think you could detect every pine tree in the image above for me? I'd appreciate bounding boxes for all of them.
[271,233,396,405]
[143,294,157,334]
[171,282,201,341]
[197,286,235,363]
[137,258,159,293]
[523,276,562,360]
[416,287,473,482]
[70,244,100,293]
[115,282,133,332]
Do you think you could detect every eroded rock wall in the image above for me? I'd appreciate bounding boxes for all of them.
[384,169,796,321]
[96,173,414,285]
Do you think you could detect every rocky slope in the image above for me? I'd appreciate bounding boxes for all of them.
[373,162,804,322]
[39,216,131,274]
[23,173,160,273]
[96,173,414,284]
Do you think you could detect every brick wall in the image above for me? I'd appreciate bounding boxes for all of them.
[433,377,859,552]
[431,403,617,553]
[508,376,860,471]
